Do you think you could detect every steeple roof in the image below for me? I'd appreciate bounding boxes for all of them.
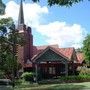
[18,0,24,26]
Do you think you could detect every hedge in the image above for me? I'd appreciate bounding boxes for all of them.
[39,75,90,84]
[59,75,90,83]
[21,72,35,82]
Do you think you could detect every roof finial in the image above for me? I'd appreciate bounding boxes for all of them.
[18,0,24,26]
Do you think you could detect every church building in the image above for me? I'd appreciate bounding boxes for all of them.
[17,0,84,78]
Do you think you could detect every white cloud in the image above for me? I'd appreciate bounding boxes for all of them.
[0,1,87,48]
[0,1,48,26]
[0,1,19,20]
[36,21,87,48]
[23,3,48,27]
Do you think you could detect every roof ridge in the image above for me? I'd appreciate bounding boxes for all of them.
[35,44,59,47]
[59,47,74,49]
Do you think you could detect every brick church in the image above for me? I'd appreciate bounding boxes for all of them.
[17,0,84,78]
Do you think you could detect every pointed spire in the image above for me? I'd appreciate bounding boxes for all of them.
[18,0,24,26]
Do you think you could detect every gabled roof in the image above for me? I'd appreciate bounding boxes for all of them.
[56,48,74,60]
[76,52,84,63]
[33,44,59,57]
[35,44,59,50]
[33,45,74,61]
[23,45,84,68]
[32,46,70,62]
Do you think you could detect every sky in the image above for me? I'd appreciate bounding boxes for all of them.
[1,0,90,48]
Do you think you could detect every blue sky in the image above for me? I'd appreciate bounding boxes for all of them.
[2,0,90,48]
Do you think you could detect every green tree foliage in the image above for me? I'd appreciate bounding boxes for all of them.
[76,48,83,53]
[0,0,90,15]
[0,0,89,15]
[0,0,6,15]
[48,0,83,6]
[21,72,35,82]
[0,18,24,79]
[23,0,90,7]
[83,34,90,66]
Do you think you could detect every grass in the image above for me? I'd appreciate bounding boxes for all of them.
[0,86,12,90]
[0,82,90,90]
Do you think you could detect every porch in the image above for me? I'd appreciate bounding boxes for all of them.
[39,62,67,78]
[33,47,70,80]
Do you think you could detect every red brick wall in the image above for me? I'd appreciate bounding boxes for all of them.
[17,25,33,65]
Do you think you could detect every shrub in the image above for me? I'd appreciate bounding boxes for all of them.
[79,66,90,76]
[59,76,77,82]
[39,75,90,84]
[0,71,5,79]
[79,74,90,81]
[21,72,35,82]
[15,79,23,85]
[59,75,90,83]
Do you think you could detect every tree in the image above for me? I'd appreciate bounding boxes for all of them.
[82,34,90,67]
[0,18,24,79]
[0,0,6,15]
[0,0,90,15]
[76,48,83,53]
[20,0,90,7]
[47,0,84,7]
[0,0,89,7]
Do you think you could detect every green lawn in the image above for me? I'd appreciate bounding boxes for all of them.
[0,86,12,90]
[0,82,90,90]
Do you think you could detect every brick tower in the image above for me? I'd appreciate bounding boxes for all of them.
[17,0,33,66]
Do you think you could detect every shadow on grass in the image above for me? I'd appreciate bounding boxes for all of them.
[24,84,85,90]
[47,84,85,90]
[15,84,86,90]
[0,86,13,90]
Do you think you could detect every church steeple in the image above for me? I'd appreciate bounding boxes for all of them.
[18,0,24,26]
[17,0,33,66]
